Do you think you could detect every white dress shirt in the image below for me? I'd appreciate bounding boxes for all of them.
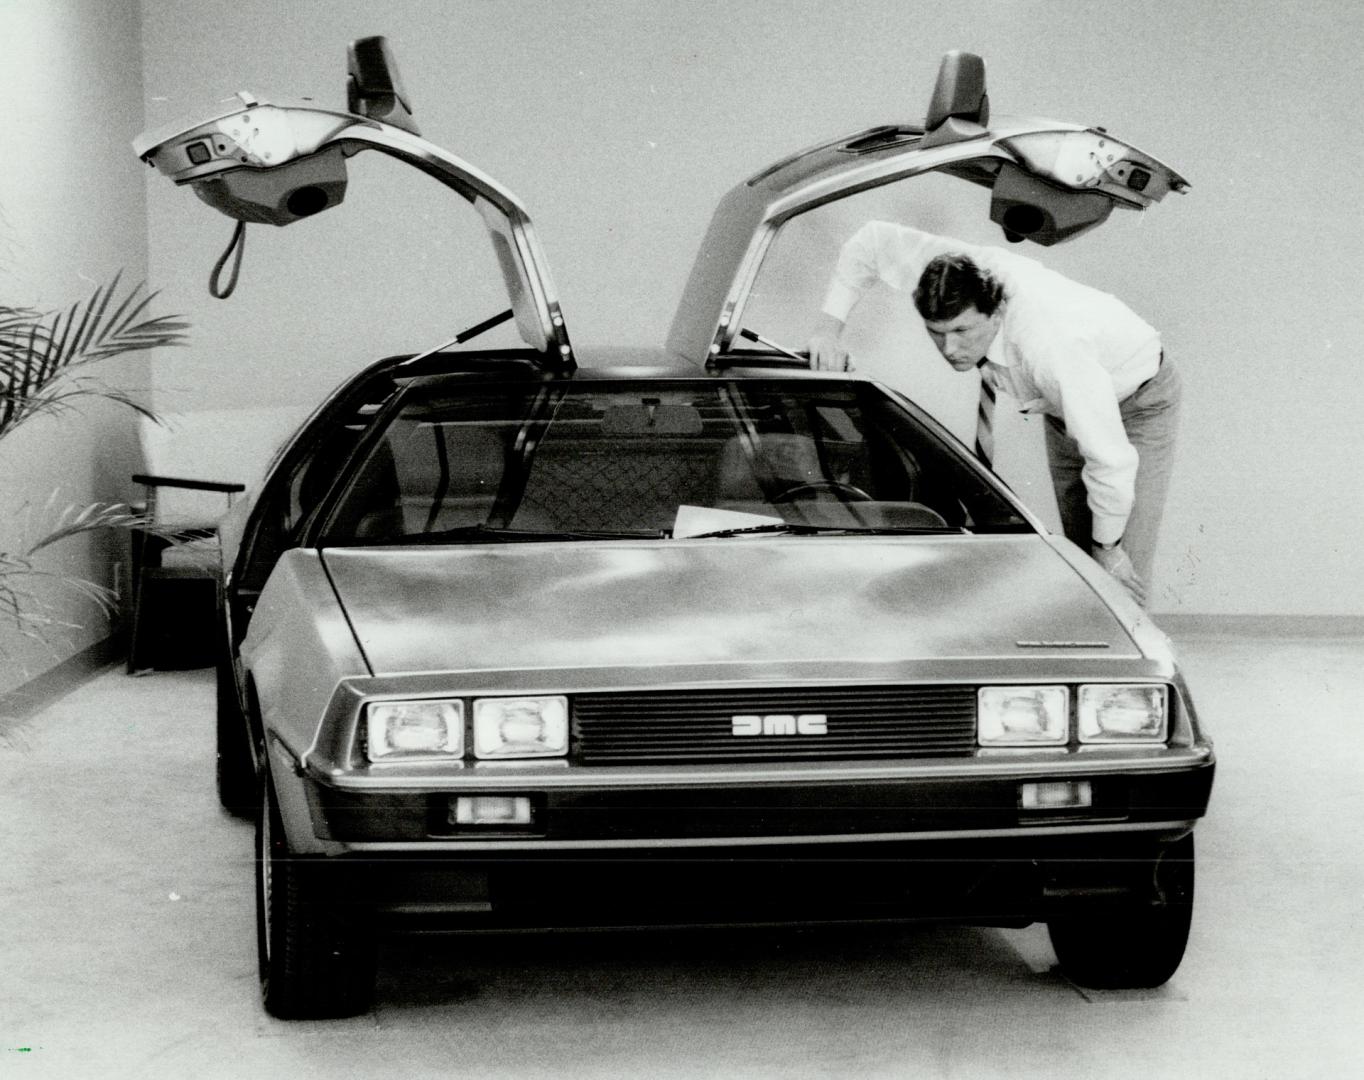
[822,222,1163,544]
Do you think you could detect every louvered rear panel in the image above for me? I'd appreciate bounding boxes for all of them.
[573,686,977,764]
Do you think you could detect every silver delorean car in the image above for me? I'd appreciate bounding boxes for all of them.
[137,39,1213,1019]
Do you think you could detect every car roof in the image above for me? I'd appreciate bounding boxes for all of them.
[397,351,853,393]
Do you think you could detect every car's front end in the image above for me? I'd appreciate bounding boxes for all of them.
[270,651,1212,933]
[139,39,1208,1019]
[234,364,1214,1016]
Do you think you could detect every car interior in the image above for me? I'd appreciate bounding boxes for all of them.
[324,379,1027,542]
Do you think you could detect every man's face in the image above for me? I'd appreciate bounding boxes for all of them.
[923,304,1004,371]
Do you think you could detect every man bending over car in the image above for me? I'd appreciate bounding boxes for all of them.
[808,221,1181,607]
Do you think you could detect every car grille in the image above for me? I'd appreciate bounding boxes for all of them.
[573,685,977,765]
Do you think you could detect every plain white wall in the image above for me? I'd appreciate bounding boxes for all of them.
[138,0,1364,618]
[0,0,151,694]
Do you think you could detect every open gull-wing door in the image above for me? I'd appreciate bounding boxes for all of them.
[133,36,574,369]
[666,50,1188,368]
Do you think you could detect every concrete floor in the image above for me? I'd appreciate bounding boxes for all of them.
[2,633,1361,1079]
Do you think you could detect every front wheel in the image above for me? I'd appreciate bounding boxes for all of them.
[1047,833,1195,989]
[256,774,376,1019]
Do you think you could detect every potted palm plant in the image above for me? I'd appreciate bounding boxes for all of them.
[1,274,187,655]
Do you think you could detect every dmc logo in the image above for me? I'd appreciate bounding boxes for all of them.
[731,714,828,736]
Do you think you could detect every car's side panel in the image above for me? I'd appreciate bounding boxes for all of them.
[1042,531,1184,661]
[241,549,371,770]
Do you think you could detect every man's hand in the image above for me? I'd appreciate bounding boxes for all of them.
[1092,543,1146,607]
[807,314,853,371]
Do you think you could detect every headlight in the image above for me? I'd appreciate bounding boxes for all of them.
[365,700,464,761]
[978,686,1069,746]
[1078,684,1168,743]
[472,696,569,759]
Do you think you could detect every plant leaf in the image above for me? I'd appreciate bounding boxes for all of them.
[0,275,187,443]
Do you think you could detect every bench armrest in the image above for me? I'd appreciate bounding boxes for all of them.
[132,473,246,494]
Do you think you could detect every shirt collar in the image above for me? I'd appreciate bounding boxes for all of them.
[982,305,1012,368]
[982,333,1010,368]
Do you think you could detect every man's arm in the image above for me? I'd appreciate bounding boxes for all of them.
[1061,384,1139,549]
[807,222,946,370]
[1035,348,1146,603]
[1092,539,1146,607]
[808,312,849,371]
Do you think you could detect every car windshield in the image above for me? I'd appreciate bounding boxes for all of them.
[320,378,1030,543]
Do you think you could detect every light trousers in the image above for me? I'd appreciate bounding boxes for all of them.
[1044,355,1182,587]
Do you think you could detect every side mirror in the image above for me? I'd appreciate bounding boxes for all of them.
[347,35,420,136]
[922,51,989,147]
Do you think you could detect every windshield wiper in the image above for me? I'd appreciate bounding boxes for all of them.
[375,524,661,544]
[678,523,824,539]
[836,525,966,535]
[681,523,962,540]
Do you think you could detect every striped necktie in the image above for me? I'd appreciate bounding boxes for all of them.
[974,371,997,467]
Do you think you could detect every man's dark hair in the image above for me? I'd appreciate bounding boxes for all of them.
[913,254,1005,321]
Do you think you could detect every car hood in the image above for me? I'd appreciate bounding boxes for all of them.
[320,536,1142,678]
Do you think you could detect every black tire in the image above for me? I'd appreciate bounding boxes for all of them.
[256,774,376,1019]
[1047,833,1195,989]
[215,649,257,818]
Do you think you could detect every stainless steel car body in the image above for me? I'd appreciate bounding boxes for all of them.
[138,41,1212,1015]
[244,526,1208,859]
[209,45,1207,855]
[250,528,1171,749]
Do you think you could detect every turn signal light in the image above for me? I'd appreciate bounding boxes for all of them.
[1019,780,1092,810]
[451,795,533,826]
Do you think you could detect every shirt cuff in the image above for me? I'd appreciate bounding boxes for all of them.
[821,280,863,323]
[1090,512,1128,547]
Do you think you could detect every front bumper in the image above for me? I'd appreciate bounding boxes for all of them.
[310,759,1214,845]
[292,828,1203,931]
[270,743,1213,930]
